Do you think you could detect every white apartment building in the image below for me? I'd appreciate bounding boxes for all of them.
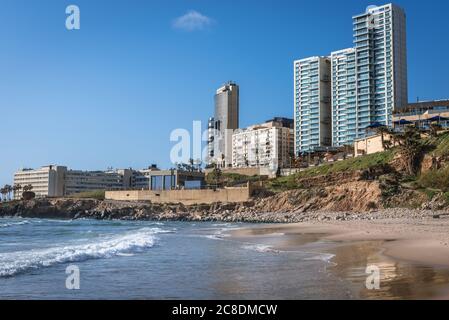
[232,118,294,170]
[13,165,66,199]
[331,4,408,147]
[294,56,332,154]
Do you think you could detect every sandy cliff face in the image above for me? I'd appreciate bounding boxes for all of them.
[254,180,382,213]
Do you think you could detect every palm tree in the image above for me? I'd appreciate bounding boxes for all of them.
[13,184,22,200]
[1,186,8,202]
[4,185,12,201]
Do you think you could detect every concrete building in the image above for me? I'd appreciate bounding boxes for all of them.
[64,169,132,195]
[13,165,66,199]
[14,165,132,199]
[207,82,240,167]
[294,56,332,154]
[354,133,396,157]
[131,165,161,190]
[232,118,294,170]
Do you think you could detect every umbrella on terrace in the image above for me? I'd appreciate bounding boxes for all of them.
[365,122,386,129]
[393,119,413,125]
[426,116,449,122]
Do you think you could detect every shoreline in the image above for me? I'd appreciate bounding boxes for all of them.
[229,219,449,299]
[230,219,449,267]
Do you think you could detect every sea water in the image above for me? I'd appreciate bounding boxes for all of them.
[0,217,352,299]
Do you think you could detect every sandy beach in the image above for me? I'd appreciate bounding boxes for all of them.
[229,216,449,299]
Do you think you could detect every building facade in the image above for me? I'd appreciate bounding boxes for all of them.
[13,165,66,199]
[296,3,408,149]
[331,48,359,147]
[232,118,294,170]
[64,169,132,195]
[14,165,131,199]
[207,82,240,167]
[352,3,408,128]
[294,57,332,155]
[147,169,205,191]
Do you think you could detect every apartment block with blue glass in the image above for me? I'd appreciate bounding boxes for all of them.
[294,57,332,155]
[331,48,359,147]
[350,3,408,137]
[297,3,409,150]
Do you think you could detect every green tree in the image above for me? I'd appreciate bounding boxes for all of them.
[0,187,7,202]
[13,184,22,200]
[23,184,34,192]
[374,126,394,150]
[212,163,222,187]
[4,185,12,201]
[394,127,424,176]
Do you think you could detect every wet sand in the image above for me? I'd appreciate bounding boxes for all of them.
[229,217,449,299]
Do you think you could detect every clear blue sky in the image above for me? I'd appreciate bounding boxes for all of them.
[1,0,448,186]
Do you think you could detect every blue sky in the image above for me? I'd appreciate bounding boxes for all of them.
[1,0,449,186]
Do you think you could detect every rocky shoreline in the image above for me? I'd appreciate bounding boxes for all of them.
[0,197,447,223]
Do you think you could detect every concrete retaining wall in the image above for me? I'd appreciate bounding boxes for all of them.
[105,184,253,205]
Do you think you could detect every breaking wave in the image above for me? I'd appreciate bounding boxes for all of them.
[0,227,164,277]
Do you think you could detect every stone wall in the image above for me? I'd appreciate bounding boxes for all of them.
[105,184,252,205]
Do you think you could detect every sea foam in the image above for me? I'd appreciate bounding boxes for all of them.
[0,227,163,277]
[0,220,31,228]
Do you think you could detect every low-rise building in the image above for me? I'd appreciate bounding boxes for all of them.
[146,169,205,191]
[231,118,294,171]
[354,133,395,157]
[14,165,137,199]
[64,168,132,195]
[393,100,449,130]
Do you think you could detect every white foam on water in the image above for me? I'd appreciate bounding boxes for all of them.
[242,244,280,253]
[0,220,31,228]
[304,253,336,263]
[202,226,241,241]
[0,227,166,277]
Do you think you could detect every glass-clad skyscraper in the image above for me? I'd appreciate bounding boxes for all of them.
[351,3,408,130]
[331,48,359,146]
[296,3,408,150]
[294,57,332,154]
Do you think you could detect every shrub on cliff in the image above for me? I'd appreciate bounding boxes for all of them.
[419,165,449,192]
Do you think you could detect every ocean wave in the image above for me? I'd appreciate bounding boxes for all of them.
[0,227,163,277]
[0,220,31,228]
